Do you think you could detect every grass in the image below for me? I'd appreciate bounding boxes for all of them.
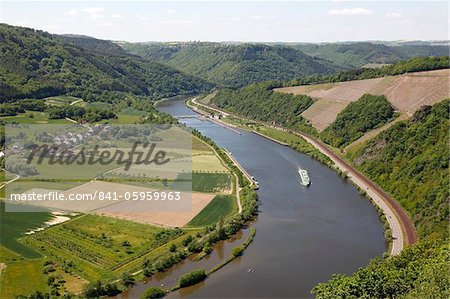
[112,107,147,124]
[192,154,228,172]
[0,259,49,298]
[6,154,122,194]
[187,195,236,227]
[0,201,52,258]
[45,96,82,106]
[87,101,112,110]
[1,111,72,124]
[21,214,184,280]
[192,136,212,152]
[257,126,305,144]
[0,245,23,263]
[175,172,232,193]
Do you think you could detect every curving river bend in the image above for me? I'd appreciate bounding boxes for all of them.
[117,99,385,299]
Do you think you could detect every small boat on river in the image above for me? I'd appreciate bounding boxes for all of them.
[298,169,310,186]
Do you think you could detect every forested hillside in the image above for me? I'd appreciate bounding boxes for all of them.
[313,241,449,299]
[293,42,449,68]
[347,100,449,240]
[121,42,339,87]
[285,56,449,86]
[212,81,315,133]
[0,24,213,102]
[314,100,449,298]
[58,34,127,56]
[321,95,395,148]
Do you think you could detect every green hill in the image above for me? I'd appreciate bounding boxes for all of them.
[321,94,395,148]
[347,100,449,240]
[212,81,313,130]
[293,42,448,68]
[314,100,449,299]
[121,42,340,87]
[58,34,127,56]
[0,24,213,102]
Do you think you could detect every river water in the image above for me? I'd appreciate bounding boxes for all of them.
[118,99,385,299]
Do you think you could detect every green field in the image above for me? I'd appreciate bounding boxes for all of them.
[0,259,50,298]
[1,111,72,124]
[0,201,52,258]
[21,214,184,279]
[87,101,113,110]
[257,126,305,144]
[192,154,228,172]
[187,195,236,227]
[6,154,122,194]
[44,96,82,106]
[175,172,232,193]
[0,245,22,263]
[112,107,147,124]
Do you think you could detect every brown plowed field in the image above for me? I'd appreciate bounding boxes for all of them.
[276,69,450,130]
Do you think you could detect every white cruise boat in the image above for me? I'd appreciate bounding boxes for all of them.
[298,169,311,186]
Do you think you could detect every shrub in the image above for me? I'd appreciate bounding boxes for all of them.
[140,287,166,299]
[232,246,244,257]
[179,269,207,288]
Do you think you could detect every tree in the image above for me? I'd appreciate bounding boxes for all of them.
[179,269,207,288]
[169,244,177,252]
[121,272,135,288]
[140,287,166,299]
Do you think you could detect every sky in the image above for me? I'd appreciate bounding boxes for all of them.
[0,1,448,43]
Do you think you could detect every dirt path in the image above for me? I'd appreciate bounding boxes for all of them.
[69,99,83,106]
[193,95,417,255]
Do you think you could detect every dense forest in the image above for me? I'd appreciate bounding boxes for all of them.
[58,35,127,56]
[285,56,449,87]
[212,81,315,133]
[347,100,449,240]
[121,42,339,87]
[312,241,449,299]
[0,24,213,102]
[321,95,395,148]
[293,42,449,68]
[314,100,450,298]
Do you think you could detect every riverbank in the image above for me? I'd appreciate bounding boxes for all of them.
[190,96,416,256]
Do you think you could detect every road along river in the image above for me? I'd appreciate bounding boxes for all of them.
[117,99,386,299]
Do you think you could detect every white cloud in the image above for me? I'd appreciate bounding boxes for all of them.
[83,7,104,15]
[166,9,176,14]
[83,7,105,20]
[99,21,114,27]
[385,12,403,19]
[111,14,124,19]
[136,14,150,21]
[328,8,373,16]
[66,9,79,16]
[160,19,196,25]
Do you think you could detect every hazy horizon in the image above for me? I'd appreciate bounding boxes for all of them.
[1,1,448,43]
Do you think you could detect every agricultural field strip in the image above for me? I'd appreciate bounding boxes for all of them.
[24,218,188,275]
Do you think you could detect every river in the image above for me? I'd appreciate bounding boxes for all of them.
[117,99,385,299]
